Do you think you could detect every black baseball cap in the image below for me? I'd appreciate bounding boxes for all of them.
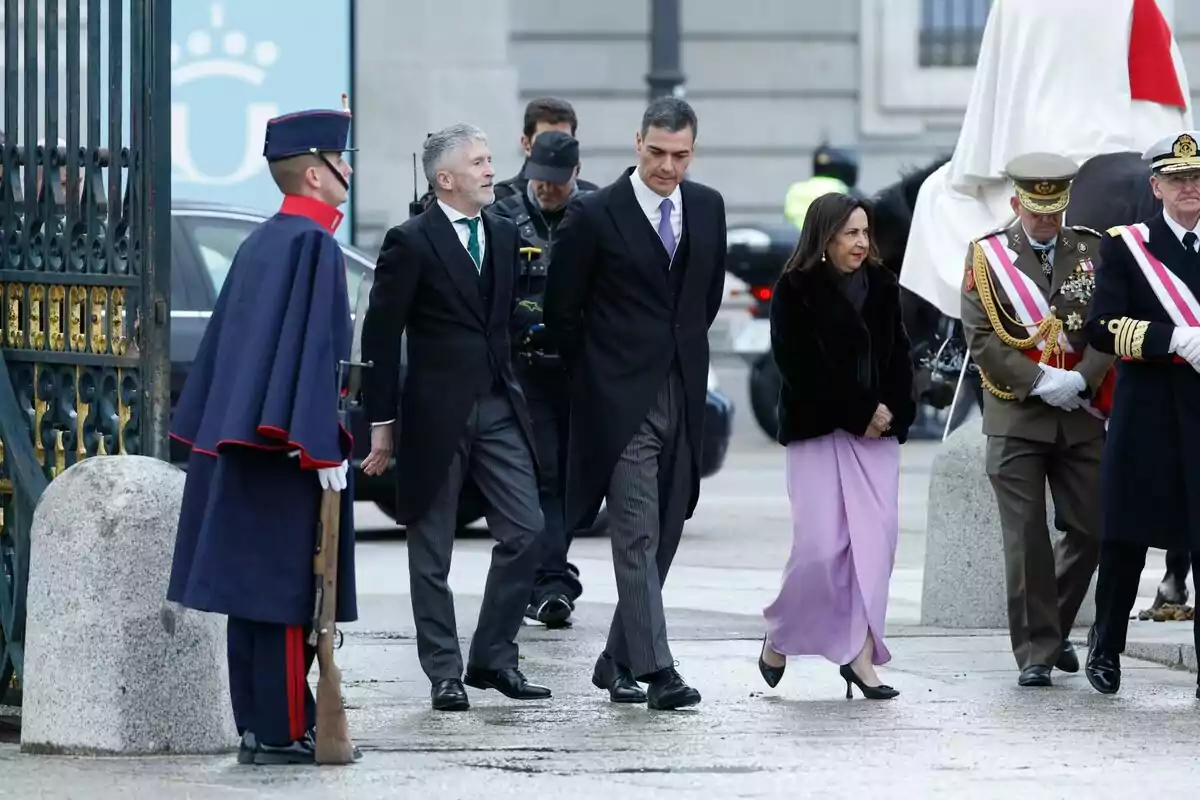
[526,130,579,184]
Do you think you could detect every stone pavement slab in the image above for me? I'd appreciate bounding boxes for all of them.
[3,600,1200,799]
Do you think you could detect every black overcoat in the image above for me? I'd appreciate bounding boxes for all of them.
[769,263,917,445]
[544,167,727,531]
[1085,212,1200,551]
[359,203,537,524]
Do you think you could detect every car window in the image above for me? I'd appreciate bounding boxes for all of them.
[180,214,370,304]
[187,219,248,295]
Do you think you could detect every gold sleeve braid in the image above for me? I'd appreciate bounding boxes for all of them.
[970,242,1066,400]
[1106,317,1149,359]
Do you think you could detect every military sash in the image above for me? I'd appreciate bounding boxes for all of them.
[979,234,1072,353]
[1114,223,1200,327]
[977,233,1112,419]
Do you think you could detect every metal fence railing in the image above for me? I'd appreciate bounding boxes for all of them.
[919,0,992,68]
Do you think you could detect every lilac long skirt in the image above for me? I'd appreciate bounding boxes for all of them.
[762,429,900,666]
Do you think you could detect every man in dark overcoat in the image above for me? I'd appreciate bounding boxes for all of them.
[1084,130,1200,698]
[358,122,551,712]
[544,97,727,710]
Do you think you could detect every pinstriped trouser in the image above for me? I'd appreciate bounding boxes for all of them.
[603,368,692,679]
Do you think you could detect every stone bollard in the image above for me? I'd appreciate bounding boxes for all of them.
[20,455,237,755]
[921,420,1097,629]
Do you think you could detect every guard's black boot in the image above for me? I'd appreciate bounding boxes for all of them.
[253,737,315,766]
[236,731,257,765]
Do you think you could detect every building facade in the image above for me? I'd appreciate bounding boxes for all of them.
[353,0,1200,245]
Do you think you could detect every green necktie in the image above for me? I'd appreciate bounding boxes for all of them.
[457,217,481,271]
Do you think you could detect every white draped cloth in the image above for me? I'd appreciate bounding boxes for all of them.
[900,0,1193,318]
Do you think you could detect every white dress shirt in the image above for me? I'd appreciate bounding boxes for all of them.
[437,198,487,265]
[1162,209,1200,252]
[629,169,682,263]
[1021,225,1057,263]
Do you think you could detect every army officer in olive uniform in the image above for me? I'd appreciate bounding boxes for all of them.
[960,152,1115,688]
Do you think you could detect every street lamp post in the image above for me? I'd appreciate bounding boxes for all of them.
[646,0,684,100]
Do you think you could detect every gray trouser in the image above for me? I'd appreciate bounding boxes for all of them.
[603,369,692,679]
[407,388,544,681]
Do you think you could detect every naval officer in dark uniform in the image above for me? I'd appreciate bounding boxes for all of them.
[1085,130,1200,698]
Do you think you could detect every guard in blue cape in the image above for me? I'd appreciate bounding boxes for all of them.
[1084,130,1200,699]
[166,107,360,765]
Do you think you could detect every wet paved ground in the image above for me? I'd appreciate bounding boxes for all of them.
[2,361,1196,797]
[3,612,1199,798]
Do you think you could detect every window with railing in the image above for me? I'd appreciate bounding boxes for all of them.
[919,0,992,67]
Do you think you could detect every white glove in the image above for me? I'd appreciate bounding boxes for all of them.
[1030,364,1067,397]
[1032,364,1085,410]
[316,460,349,492]
[1169,327,1200,370]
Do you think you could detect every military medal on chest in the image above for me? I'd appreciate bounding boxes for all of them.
[1061,257,1096,303]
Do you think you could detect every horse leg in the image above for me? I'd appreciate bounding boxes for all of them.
[1153,547,1191,608]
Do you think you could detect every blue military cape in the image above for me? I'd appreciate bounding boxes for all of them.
[166,196,358,625]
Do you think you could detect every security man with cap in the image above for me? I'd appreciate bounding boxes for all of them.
[492,130,590,628]
[783,142,861,229]
[1084,130,1200,699]
[167,105,361,765]
[960,151,1115,688]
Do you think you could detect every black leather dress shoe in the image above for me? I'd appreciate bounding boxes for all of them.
[1055,640,1080,673]
[645,668,701,710]
[526,594,572,628]
[237,731,257,765]
[592,653,647,703]
[1018,665,1053,687]
[1085,652,1121,694]
[464,667,552,700]
[253,737,315,766]
[431,678,470,711]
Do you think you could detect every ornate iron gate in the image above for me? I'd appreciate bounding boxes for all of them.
[0,0,171,708]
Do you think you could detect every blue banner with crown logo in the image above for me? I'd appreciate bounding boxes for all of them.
[170,1,354,240]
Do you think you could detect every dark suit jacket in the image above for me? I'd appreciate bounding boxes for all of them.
[770,262,916,445]
[1086,212,1200,551]
[544,166,727,530]
[360,202,536,524]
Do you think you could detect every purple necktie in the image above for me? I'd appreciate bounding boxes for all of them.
[657,197,676,259]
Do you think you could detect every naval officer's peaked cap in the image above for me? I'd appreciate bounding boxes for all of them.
[1002,152,1080,215]
[263,109,356,162]
[1143,131,1200,175]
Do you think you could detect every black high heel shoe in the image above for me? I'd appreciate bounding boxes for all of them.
[839,663,899,700]
[758,636,785,688]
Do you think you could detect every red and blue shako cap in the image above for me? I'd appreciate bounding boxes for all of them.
[262,109,355,161]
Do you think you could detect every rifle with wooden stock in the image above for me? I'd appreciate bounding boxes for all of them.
[309,283,373,764]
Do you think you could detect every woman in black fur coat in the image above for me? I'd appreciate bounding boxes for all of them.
[756,193,916,700]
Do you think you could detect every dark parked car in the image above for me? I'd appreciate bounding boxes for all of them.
[168,200,734,532]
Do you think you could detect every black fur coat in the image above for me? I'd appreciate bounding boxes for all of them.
[769,262,917,444]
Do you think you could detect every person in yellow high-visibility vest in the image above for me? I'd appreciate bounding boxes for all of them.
[784,143,860,229]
